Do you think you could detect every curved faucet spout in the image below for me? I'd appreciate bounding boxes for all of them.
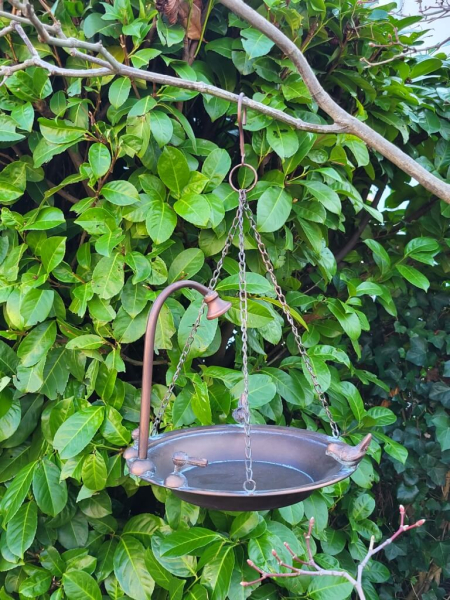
[138,280,231,459]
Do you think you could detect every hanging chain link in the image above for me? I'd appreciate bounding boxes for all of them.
[151,211,241,435]
[236,189,255,492]
[242,199,340,439]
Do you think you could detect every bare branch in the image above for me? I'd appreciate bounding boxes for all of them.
[219,0,450,202]
[242,507,425,600]
[416,0,450,21]
[0,24,14,37]
[361,34,450,66]
[1,0,450,202]
[0,6,342,134]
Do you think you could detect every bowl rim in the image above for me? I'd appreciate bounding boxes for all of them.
[131,424,355,498]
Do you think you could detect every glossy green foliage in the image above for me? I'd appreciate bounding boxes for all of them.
[0,0,448,598]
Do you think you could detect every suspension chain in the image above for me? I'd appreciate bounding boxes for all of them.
[242,199,340,439]
[237,189,255,492]
[151,211,241,435]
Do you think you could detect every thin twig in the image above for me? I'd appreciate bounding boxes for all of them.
[361,34,450,66]
[243,506,425,599]
[1,3,342,135]
[1,0,450,202]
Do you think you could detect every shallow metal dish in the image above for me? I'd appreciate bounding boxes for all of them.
[125,425,367,511]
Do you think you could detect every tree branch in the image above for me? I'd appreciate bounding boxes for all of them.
[242,506,425,600]
[219,0,450,203]
[1,2,342,135]
[361,31,450,67]
[2,0,450,202]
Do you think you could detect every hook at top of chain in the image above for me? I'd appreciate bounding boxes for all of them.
[237,92,246,164]
[229,93,258,193]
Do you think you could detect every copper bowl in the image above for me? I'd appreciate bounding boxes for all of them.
[125,425,365,511]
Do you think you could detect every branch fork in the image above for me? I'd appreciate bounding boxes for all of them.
[242,506,425,600]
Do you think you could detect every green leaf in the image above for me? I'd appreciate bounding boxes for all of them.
[144,548,175,590]
[260,367,308,406]
[88,143,111,179]
[160,528,223,557]
[410,57,442,79]
[230,512,260,539]
[404,237,440,256]
[129,96,158,116]
[63,571,102,600]
[168,248,204,283]
[109,77,132,108]
[0,114,25,142]
[174,193,211,227]
[342,135,370,167]
[40,546,65,577]
[114,536,155,600]
[53,406,105,459]
[66,334,105,350]
[92,254,125,299]
[231,374,277,408]
[327,300,361,341]
[149,110,173,147]
[145,198,177,244]
[25,207,65,230]
[216,273,273,294]
[100,406,130,446]
[113,305,150,344]
[19,571,52,598]
[364,239,391,274]
[17,321,57,367]
[0,461,36,524]
[300,181,341,214]
[277,502,304,526]
[39,118,85,144]
[241,28,275,59]
[0,180,23,204]
[121,280,148,319]
[351,493,375,521]
[32,458,67,516]
[157,147,190,197]
[178,299,217,359]
[202,149,231,188]
[11,102,34,132]
[101,180,140,206]
[200,545,234,600]
[225,297,273,328]
[0,391,21,442]
[267,123,299,159]
[341,381,366,421]
[191,380,212,425]
[308,576,353,599]
[41,236,66,272]
[257,187,292,233]
[82,452,108,491]
[0,340,19,374]
[6,501,37,558]
[33,139,78,168]
[396,264,430,291]
[374,432,408,464]
[366,406,396,426]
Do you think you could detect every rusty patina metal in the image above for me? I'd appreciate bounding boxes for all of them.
[124,280,371,512]
[126,424,371,511]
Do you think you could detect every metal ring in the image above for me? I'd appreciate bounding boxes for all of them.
[229,163,258,192]
[243,479,256,494]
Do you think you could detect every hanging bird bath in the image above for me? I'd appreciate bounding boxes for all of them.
[124,95,371,511]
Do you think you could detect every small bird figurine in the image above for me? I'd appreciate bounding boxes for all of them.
[326,433,372,467]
